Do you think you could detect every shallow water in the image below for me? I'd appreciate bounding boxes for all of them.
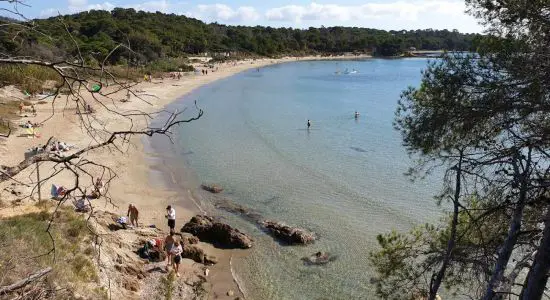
[157,59,445,299]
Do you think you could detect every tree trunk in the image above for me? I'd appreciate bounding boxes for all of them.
[519,208,550,300]
[483,153,530,300]
[428,153,463,300]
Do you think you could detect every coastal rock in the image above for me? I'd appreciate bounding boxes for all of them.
[260,220,316,245]
[180,232,199,245]
[201,183,223,193]
[181,215,253,249]
[301,251,337,266]
[182,244,218,265]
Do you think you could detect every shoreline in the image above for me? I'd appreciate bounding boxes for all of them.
[0,54,371,299]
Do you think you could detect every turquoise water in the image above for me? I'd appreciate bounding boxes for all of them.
[161,59,444,299]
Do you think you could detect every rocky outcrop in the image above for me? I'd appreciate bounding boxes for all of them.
[201,183,223,193]
[179,232,199,245]
[260,220,316,245]
[182,245,218,265]
[181,215,253,249]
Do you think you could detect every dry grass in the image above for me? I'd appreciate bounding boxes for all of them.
[0,100,21,135]
[0,204,105,299]
[0,65,62,94]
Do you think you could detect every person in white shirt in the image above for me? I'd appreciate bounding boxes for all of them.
[166,205,176,230]
[170,240,183,277]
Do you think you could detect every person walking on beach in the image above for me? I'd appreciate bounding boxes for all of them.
[164,230,175,271]
[170,240,183,277]
[166,205,176,231]
[127,204,139,227]
[307,119,311,129]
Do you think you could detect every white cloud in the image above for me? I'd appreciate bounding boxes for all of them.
[266,1,466,23]
[40,8,59,18]
[196,4,260,22]
[85,2,116,11]
[39,0,481,32]
[126,0,171,13]
[68,0,88,7]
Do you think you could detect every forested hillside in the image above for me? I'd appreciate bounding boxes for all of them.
[0,8,480,64]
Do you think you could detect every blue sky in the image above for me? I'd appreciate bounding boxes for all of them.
[5,0,483,33]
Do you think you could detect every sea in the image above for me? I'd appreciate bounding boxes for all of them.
[150,58,447,299]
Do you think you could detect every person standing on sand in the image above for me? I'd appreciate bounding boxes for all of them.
[170,240,183,277]
[127,204,139,227]
[164,230,175,270]
[166,205,176,231]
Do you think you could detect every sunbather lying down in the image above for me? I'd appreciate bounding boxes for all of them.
[51,184,67,199]
[50,141,75,152]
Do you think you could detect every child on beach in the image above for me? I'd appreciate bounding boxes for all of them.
[170,240,183,277]
[127,204,139,227]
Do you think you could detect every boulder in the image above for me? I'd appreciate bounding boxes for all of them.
[179,232,199,245]
[260,220,316,245]
[201,183,223,193]
[182,245,218,265]
[181,215,253,249]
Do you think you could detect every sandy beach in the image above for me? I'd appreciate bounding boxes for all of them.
[0,54,370,299]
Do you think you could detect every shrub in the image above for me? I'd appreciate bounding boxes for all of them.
[0,64,62,94]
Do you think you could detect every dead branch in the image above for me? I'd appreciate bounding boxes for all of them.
[0,267,52,295]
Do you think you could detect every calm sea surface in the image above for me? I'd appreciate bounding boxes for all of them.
[155,59,446,299]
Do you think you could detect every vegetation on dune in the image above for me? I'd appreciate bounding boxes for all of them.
[0,8,479,68]
[0,65,62,94]
[0,205,106,299]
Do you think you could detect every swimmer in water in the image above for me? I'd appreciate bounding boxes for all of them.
[307,119,311,129]
[354,111,360,118]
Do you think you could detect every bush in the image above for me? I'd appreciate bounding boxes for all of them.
[0,205,102,297]
[0,64,62,94]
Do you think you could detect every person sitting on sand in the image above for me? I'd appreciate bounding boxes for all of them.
[127,203,139,227]
[170,240,183,277]
[164,230,175,270]
[25,120,33,129]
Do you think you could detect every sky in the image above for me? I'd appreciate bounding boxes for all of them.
[4,0,483,33]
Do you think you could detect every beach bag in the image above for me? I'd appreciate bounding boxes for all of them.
[138,245,150,259]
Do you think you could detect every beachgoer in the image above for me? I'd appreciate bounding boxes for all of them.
[19,102,23,115]
[31,105,36,116]
[307,119,311,129]
[166,205,176,230]
[164,230,175,270]
[170,240,183,277]
[354,111,359,118]
[127,204,139,227]
[25,120,33,129]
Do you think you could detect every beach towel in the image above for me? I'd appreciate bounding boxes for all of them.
[51,184,59,198]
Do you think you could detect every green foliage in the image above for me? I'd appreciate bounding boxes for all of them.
[0,205,102,297]
[0,64,62,94]
[369,200,510,299]
[1,8,479,65]
[159,271,176,300]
